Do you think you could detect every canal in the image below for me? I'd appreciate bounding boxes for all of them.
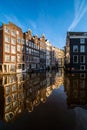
[0,69,87,130]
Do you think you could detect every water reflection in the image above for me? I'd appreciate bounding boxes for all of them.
[64,73,87,109]
[0,69,64,122]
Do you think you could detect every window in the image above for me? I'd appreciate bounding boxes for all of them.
[21,39,25,44]
[12,85,17,92]
[11,30,16,36]
[73,55,78,63]
[4,26,10,34]
[17,45,21,52]
[11,46,16,54]
[5,44,10,53]
[80,55,85,63]
[26,56,28,61]
[26,47,29,54]
[80,45,85,52]
[73,45,78,52]
[5,55,10,62]
[11,38,16,45]
[11,56,16,62]
[17,54,21,62]
[10,65,16,72]
[31,42,34,47]
[80,38,85,44]
[29,41,32,47]
[4,35,10,43]
[80,65,85,70]
[26,40,28,46]
[17,64,21,69]
[17,37,21,44]
[6,87,11,95]
[29,48,31,54]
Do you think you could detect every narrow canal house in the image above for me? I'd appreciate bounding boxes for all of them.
[23,30,40,72]
[0,22,25,74]
[65,32,87,72]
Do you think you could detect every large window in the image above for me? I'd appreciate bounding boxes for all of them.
[4,35,10,43]
[80,55,85,63]
[21,39,25,44]
[80,38,85,44]
[11,30,16,36]
[17,45,21,52]
[17,37,21,44]
[11,56,16,62]
[5,55,10,62]
[73,55,78,63]
[5,44,10,53]
[17,54,21,62]
[11,38,16,45]
[80,45,85,52]
[10,65,16,72]
[11,46,16,54]
[26,47,29,54]
[29,48,31,54]
[4,26,10,34]
[73,45,78,52]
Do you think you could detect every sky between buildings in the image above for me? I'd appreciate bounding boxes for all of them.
[0,0,87,49]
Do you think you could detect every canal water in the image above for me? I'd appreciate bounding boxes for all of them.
[0,69,87,130]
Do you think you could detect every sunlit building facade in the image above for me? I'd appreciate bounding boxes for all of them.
[45,40,52,70]
[23,30,40,72]
[0,22,63,74]
[0,22,25,74]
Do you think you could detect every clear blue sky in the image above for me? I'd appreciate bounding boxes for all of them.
[0,0,87,49]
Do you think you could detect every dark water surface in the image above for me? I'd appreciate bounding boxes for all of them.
[0,70,87,130]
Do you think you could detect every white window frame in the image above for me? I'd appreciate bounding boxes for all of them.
[73,45,78,52]
[17,45,21,52]
[80,45,85,52]
[4,26,10,34]
[73,55,78,63]
[80,65,85,70]
[11,30,16,36]
[4,35,10,43]
[80,55,85,63]
[11,56,16,62]
[11,38,16,45]
[5,55,10,62]
[80,38,85,44]
[11,46,16,54]
[5,44,10,53]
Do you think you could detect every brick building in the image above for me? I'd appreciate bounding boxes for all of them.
[0,22,25,74]
[65,32,87,72]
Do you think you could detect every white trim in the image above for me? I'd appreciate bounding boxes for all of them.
[70,36,87,38]
[80,55,85,63]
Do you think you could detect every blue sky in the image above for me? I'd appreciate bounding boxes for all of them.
[0,0,87,49]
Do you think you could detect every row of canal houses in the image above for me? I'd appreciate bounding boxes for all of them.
[0,22,64,74]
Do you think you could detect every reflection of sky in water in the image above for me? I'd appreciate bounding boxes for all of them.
[0,71,87,130]
[64,73,87,130]
[75,107,87,130]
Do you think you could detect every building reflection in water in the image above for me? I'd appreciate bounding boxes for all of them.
[0,69,64,122]
[64,73,87,109]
